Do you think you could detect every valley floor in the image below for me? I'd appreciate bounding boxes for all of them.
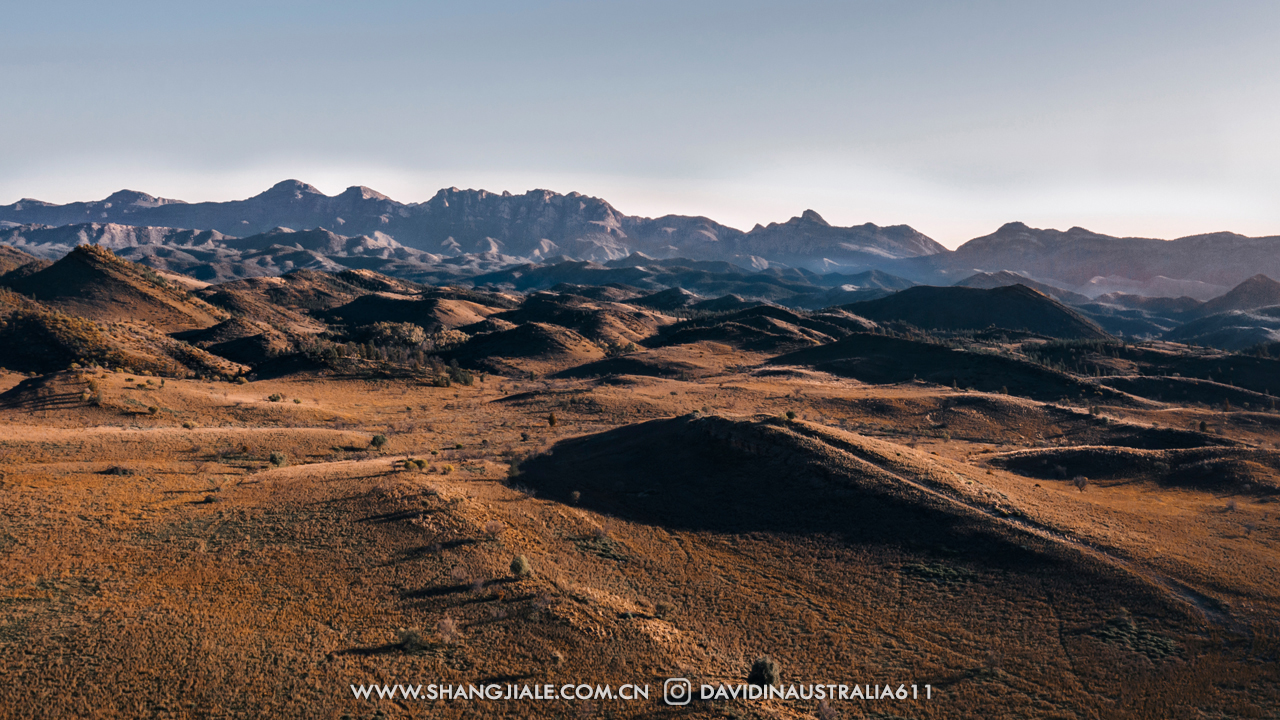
[0,367,1277,719]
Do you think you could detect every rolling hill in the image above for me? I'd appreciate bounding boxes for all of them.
[2,245,226,332]
[843,284,1111,339]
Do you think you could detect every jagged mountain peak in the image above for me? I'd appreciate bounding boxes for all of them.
[799,209,829,226]
[1,181,943,272]
[257,179,325,199]
[102,189,181,208]
[338,185,391,202]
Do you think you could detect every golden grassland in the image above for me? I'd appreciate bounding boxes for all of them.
[0,365,1277,719]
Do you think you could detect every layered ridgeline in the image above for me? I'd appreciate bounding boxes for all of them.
[7,184,1280,295]
[909,222,1280,299]
[6,183,1280,348]
[0,182,944,272]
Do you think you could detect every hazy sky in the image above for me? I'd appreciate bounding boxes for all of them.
[4,0,1279,247]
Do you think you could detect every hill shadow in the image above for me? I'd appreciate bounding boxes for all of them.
[513,415,1051,567]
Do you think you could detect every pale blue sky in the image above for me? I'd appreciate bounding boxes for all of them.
[4,0,1279,246]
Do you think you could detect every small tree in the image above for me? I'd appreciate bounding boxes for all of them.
[748,655,780,686]
[1072,475,1088,492]
[370,434,389,451]
[547,412,557,428]
[510,554,532,578]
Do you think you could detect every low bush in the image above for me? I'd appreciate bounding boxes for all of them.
[510,555,532,577]
[748,655,780,686]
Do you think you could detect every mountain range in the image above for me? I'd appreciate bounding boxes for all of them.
[5,182,1280,298]
[7,181,1280,349]
[0,181,943,271]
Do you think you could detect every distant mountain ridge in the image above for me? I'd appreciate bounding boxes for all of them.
[0,181,946,272]
[6,183,1280,298]
[911,221,1280,296]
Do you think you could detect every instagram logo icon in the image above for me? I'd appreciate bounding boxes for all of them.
[663,678,692,705]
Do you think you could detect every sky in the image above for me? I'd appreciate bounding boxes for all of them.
[3,0,1279,248]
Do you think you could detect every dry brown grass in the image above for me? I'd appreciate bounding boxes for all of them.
[0,364,1276,718]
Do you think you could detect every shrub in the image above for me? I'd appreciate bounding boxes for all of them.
[147,406,158,416]
[547,412,557,427]
[437,616,462,644]
[1072,475,1088,492]
[413,459,427,471]
[507,456,525,481]
[183,421,195,429]
[569,490,581,504]
[236,376,248,384]
[748,655,780,686]
[370,434,389,451]
[510,555,532,578]
[442,464,454,475]
[397,628,426,652]
[1199,420,1208,433]
[484,520,506,537]
[446,360,473,386]
[292,398,302,404]
[267,393,283,402]
[785,410,796,421]
[269,452,288,467]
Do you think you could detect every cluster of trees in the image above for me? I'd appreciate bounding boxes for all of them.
[301,338,477,386]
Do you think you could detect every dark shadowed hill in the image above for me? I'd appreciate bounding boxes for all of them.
[955,270,1090,305]
[631,287,700,311]
[652,305,863,352]
[4,245,226,333]
[493,292,669,342]
[199,268,374,313]
[844,284,1110,339]
[772,333,1104,400]
[1193,275,1280,318]
[1162,309,1280,350]
[448,322,606,375]
[510,413,1194,634]
[322,294,501,332]
[0,245,38,275]
[515,414,1040,543]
